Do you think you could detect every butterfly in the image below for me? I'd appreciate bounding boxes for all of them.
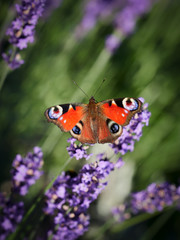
[44,97,142,144]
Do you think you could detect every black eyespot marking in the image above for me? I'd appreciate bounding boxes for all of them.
[110,123,119,133]
[79,120,84,126]
[71,104,76,110]
[54,106,59,113]
[72,125,81,135]
[108,101,112,107]
[126,98,132,104]
[61,104,70,114]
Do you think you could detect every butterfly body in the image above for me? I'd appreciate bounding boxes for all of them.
[45,97,142,144]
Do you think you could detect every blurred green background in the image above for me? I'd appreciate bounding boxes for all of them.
[0,0,180,239]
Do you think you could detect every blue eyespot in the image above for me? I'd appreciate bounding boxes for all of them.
[48,106,63,119]
[122,98,138,111]
[72,125,81,135]
[110,123,119,133]
[108,120,122,136]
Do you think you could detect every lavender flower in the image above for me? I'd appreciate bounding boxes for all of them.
[11,146,44,195]
[2,51,24,69]
[131,182,180,213]
[110,98,151,155]
[67,138,93,160]
[43,0,63,18]
[113,182,180,223]
[105,34,122,53]
[0,193,24,240]
[6,0,45,49]
[3,0,45,69]
[112,204,131,223]
[76,0,157,53]
[44,155,118,240]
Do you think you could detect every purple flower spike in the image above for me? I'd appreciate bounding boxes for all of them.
[105,34,122,53]
[110,98,151,155]
[2,51,24,69]
[6,0,45,50]
[67,138,93,160]
[3,0,46,69]
[131,182,180,214]
[11,146,44,195]
[112,204,131,223]
[113,182,180,223]
[0,193,24,240]
[76,0,157,53]
[44,155,120,239]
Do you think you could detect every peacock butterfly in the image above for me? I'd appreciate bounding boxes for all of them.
[44,97,142,144]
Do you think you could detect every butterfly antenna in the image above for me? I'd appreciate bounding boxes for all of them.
[93,79,106,99]
[72,80,90,99]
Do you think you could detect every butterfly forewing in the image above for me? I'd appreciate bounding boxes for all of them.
[44,103,86,132]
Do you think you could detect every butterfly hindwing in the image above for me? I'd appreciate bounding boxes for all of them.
[69,114,96,144]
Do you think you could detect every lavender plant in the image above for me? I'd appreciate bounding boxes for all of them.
[76,0,157,53]
[0,147,44,240]
[2,0,46,69]
[44,155,115,239]
[0,98,179,239]
[112,182,180,223]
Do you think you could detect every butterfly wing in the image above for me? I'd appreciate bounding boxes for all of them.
[44,103,96,143]
[45,97,142,144]
[44,103,85,132]
[97,97,142,143]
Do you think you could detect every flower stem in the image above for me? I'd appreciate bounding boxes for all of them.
[0,61,9,91]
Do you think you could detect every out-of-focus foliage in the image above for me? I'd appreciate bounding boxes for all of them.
[0,0,180,239]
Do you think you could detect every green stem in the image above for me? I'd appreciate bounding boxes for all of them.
[140,209,175,240]
[0,62,9,91]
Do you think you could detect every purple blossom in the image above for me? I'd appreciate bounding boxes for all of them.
[43,0,63,18]
[2,51,24,69]
[11,146,44,195]
[76,0,157,53]
[105,34,122,53]
[110,98,151,155]
[44,155,120,240]
[112,182,180,223]
[6,0,45,49]
[67,138,93,160]
[0,193,24,240]
[3,0,46,69]
[112,204,131,223]
[131,182,180,214]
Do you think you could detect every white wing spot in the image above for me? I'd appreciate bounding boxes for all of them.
[64,120,67,123]
[60,117,63,121]
[112,100,116,106]
[122,113,125,117]
[69,104,73,110]
[124,110,128,114]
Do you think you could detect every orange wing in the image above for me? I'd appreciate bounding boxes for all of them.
[97,98,142,143]
[99,97,142,126]
[44,103,85,131]
[45,103,97,143]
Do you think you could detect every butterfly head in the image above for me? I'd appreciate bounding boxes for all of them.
[89,96,96,104]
